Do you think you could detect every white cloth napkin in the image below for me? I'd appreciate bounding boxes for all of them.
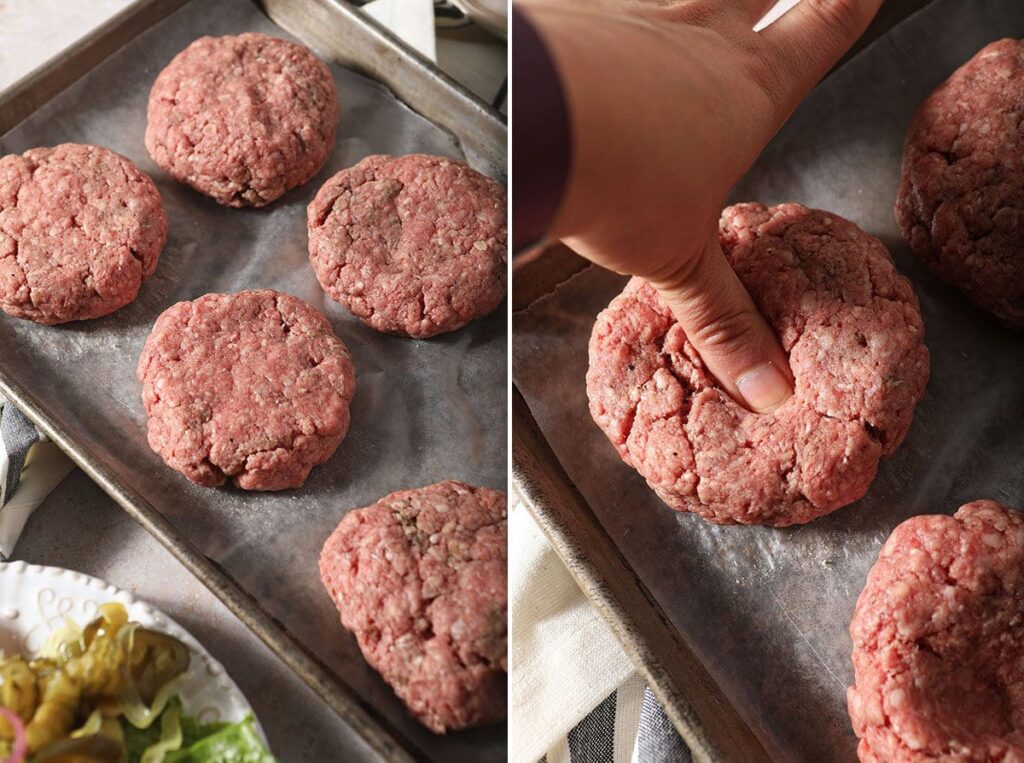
[0,398,74,559]
[363,0,437,61]
[511,500,648,762]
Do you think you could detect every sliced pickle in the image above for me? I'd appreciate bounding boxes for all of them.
[128,630,190,705]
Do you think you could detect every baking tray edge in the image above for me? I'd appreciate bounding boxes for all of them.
[260,0,507,178]
[0,374,416,763]
[0,0,189,135]
[512,388,772,763]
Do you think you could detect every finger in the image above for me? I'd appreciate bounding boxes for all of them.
[757,0,882,112]
[653,238,793,414]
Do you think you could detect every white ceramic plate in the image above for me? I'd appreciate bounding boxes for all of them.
[0,561,259,732]
[450,0,507,38]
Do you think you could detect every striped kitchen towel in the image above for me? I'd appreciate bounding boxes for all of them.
[511,499,692,763]
[0,398,73,560]
[542,676,692,763]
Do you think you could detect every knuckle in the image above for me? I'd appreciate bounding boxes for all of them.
[689,308,762,357]
[652,252,705,295]
[806,0,865,38]
[642,2,718,28]
[649,234,725,295]
[746,49,792,112]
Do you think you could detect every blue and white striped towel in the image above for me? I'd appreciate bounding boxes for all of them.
[541,677,692,763]
[0,398,73,560]
[511,501,692,763]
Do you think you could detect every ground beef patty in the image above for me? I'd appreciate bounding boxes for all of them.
[320,481,507,733]
[307,154,507,338]
[897,39,1024,328]
[145,33,339,208]
[137,289,355,491]
[587,203,930,526]
[0,143,167,324]
[848,501,1024,762]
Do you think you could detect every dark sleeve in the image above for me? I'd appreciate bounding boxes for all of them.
[512,5,571,254]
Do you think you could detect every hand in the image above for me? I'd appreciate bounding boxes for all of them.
[522,0,882,412]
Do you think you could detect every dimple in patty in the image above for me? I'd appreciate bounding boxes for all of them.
[145,33,339,208]
[587,203,930,526]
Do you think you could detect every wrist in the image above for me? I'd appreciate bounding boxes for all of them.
[530,7,636,242]
[511,6,572,252]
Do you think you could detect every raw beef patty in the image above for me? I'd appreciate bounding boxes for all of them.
[587,203,930,526]
[320,480,507,732]
[307,153,507,338]
[848,501,1024,762]
[0,143,167,324]
[146,33,339,208]
[137,289,355,490]
[897,38,1024,328]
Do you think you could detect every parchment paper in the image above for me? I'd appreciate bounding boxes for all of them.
[0,1,506,760]
[513,0,1024,759]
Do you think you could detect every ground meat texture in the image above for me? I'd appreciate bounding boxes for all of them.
[587,204,930,527]
[0,143,167,324]
[307,153,507,338]
[137,289,355,491]
[897,38,1024,329]
[848,501,1024,762]
[319,481,507,733]
[145,33,339,208]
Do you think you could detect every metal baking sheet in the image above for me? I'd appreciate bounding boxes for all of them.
[0,0,506,760]
[512,0,1024,759]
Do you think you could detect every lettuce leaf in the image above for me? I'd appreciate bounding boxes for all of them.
[122,699,275,763]
[179,715,230,749]
[165,716,274,763]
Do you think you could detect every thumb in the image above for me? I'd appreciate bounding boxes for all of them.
[652,238,793,414]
